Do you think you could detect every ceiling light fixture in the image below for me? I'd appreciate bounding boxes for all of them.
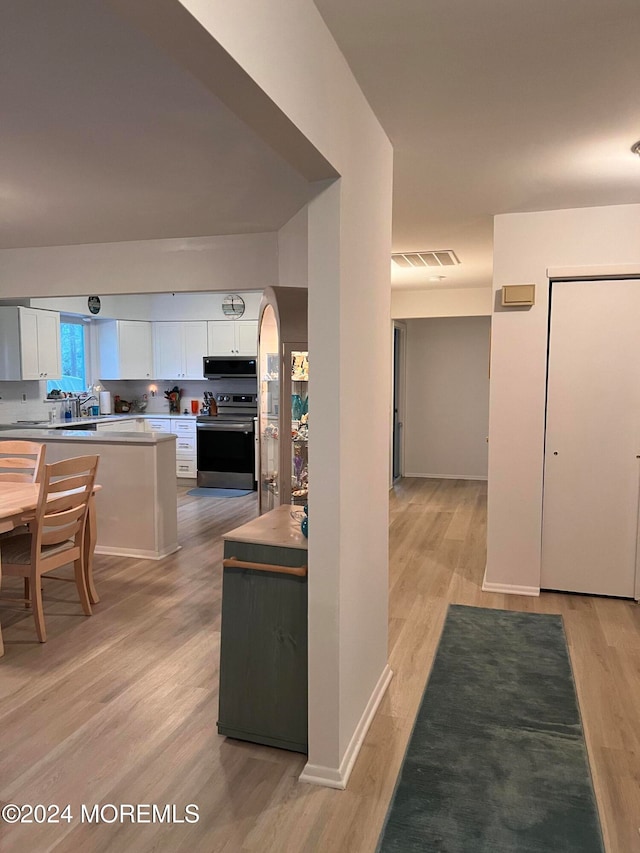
[631,140,640,156]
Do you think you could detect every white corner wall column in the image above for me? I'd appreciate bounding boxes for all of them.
[486,204,640,595]
[103,0,394,787]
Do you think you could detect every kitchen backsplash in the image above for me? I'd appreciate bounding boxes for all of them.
[0,378,257,424]
[101,379,258,415]
[0,380,55,424]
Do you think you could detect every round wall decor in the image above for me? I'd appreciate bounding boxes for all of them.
[87,296,101,315]
[222,294,245,318]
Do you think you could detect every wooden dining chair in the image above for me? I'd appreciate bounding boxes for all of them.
[0,440,45,483]
[0,455,99,643]
[0,442,47,562]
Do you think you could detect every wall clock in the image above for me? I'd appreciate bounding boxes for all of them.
[222,294,245,318]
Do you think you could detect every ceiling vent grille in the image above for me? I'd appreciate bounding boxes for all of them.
[392,250,460,268]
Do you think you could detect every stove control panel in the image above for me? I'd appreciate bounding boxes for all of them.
[216,393,257,407]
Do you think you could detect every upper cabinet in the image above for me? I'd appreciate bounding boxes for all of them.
[152,321,208,379]
[207,320,258,357]
[0,307,61,380]
[98,320,153,380]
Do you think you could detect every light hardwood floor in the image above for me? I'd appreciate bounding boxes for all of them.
[0,478,638,852]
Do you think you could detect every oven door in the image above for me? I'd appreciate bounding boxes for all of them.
[196,422,256,489]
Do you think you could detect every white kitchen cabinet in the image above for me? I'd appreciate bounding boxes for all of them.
[0,307,61,381]
[171,417,197,478]
[144,417,197,477]
[145,418,172,433]
[152,321,208,379]
[95,418,145,433]
[98,320,154,380]
[207,320,258,357]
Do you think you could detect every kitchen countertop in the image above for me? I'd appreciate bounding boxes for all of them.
[0,428,177,445]
[0,413,198,430]
[223,504,308,550]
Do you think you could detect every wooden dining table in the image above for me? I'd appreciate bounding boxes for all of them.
[0,482,100,657]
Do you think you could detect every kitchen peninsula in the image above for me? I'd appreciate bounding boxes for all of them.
[0,427,178,560]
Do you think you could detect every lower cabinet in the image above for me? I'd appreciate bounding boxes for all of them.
[172,418,196,479]
[218,540,308,753]
[144,417,197,478]
[95,418,145,433]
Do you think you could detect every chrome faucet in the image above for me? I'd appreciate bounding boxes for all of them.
[65,397,81,419]
[79,394,98,415]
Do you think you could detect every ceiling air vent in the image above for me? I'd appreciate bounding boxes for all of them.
[392,250,460,268]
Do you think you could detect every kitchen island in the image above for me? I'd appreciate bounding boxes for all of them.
[0,428,178,560]
[219,505,308,752]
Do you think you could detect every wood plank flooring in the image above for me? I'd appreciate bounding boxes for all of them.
[0,479,638,852]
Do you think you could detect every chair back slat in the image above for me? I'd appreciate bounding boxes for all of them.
[41,514,85,546]
[47,473,94,493]
[43,493,87,516]
[0,457,37,469]
[43,503,87,527]
[0,440,45,483]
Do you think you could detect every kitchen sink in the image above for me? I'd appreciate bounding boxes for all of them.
[62,422,98,430]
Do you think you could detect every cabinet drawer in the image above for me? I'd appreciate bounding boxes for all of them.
[147,419,172,433]
[96,419,135,432]
[176,459,197,478]
[171,418,196,435]
[175,436,196,456]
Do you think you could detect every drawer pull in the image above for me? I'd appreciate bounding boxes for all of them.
[223,557,307,577]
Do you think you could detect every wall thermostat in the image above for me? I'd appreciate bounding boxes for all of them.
[501,284,535,307]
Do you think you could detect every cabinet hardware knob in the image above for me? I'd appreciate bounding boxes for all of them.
[553,451,558,456]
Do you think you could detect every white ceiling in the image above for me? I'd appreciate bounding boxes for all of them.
[0,0,310,250]
[3,1,640,294]
[315,0,640,290]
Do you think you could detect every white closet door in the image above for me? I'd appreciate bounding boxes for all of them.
[542,279,640,597]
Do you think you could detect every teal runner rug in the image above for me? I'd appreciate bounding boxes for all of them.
[377,605,604,853]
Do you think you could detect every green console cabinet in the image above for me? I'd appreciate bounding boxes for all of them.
[219,507,308,753]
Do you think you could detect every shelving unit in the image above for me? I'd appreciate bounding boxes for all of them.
[258,287,308,515]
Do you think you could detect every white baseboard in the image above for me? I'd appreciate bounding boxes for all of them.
[482,566,540,597]
[299,663,393,790]
[404,473,488,481]
[94,543,181,561]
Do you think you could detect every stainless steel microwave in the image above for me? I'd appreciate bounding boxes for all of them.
[203,356,257,379]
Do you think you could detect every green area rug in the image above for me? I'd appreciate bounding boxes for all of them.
[377,605,604,853]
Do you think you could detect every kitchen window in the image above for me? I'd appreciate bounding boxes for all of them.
[47,318,87,393]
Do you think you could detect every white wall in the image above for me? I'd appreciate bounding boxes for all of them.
[404,317,490,480]
[30,290,263,321]
[486,203,640,594]
[278,206,308,289]
[0,233,277,299]
[392,286,492,319]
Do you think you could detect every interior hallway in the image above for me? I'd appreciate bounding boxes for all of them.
[0,479,637,852]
